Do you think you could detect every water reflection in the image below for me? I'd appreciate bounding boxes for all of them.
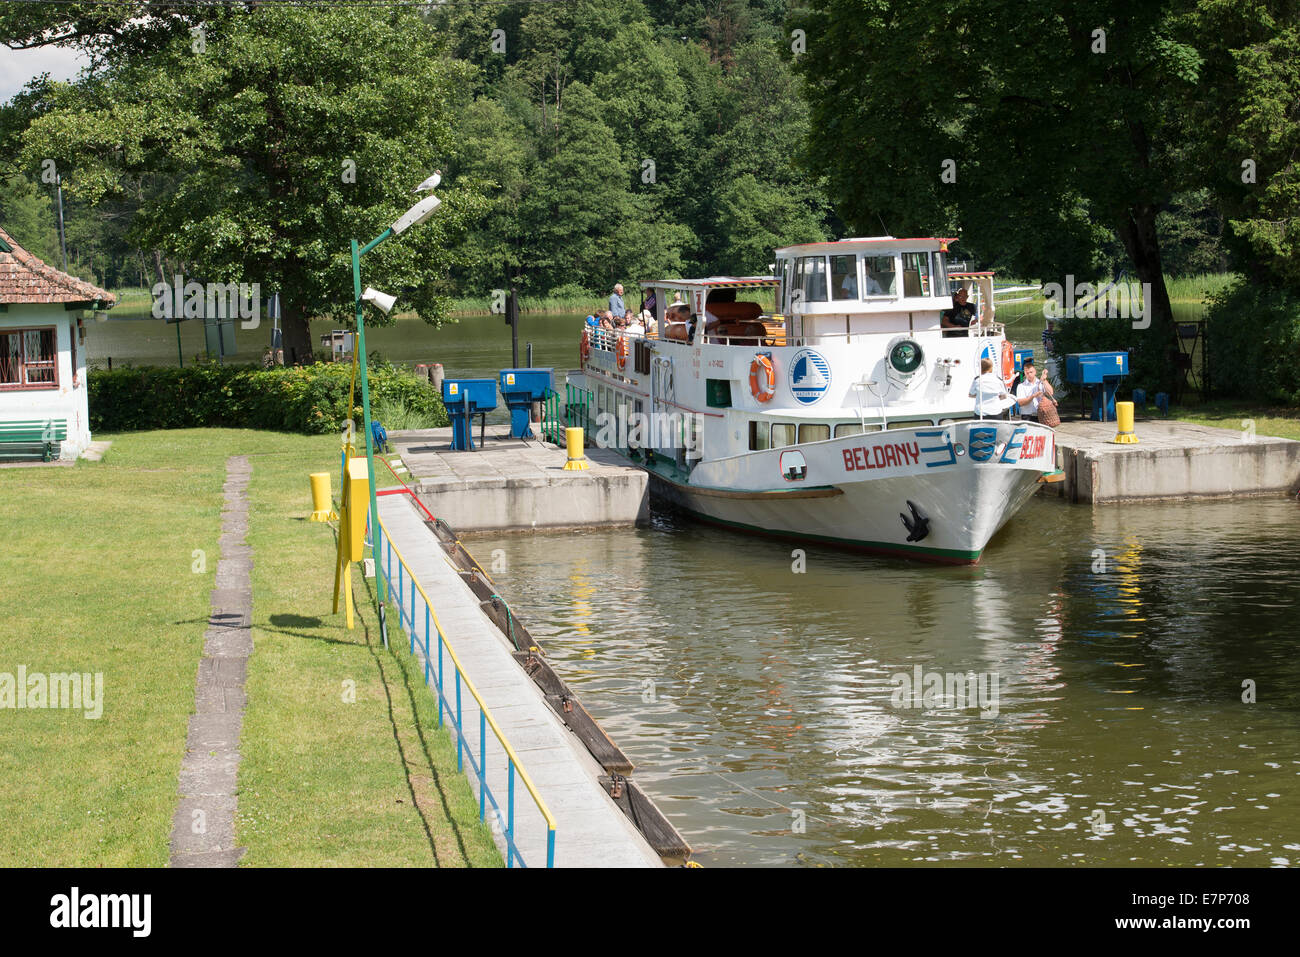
[472,495,1300,867]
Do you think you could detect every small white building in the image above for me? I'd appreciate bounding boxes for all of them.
[0,225,115,460]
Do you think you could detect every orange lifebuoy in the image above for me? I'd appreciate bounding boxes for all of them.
[580,327,591,363]
[1002,340,1015,387]
[749,354,776,402]
[616,334,629,370]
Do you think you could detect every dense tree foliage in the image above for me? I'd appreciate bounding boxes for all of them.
[0,0,1290,383]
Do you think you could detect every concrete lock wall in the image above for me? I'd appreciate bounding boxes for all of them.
[1057,439,1300,504]
[415,473,650,532]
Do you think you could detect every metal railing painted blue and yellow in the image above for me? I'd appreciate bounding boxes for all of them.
[373,511,557,868]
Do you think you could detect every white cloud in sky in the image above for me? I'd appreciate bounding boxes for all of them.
[0,44,90,103]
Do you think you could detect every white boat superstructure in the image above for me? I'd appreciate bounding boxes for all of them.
[569,236,1058,563]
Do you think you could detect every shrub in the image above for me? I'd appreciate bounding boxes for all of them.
[88,360,448,434]
[1048,314,1173,396]
[1204,280,1300,404]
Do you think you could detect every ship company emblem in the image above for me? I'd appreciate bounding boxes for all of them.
[789,349,831,404]
[780,449,807,482]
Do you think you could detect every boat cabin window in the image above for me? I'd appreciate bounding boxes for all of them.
[834,422,882,437]
[831,255,857,301]
[793,256,828,304]
[798,423,830,444]
[901,252,934,297]
[748,421,770,451]
[862,255,897,298]
[771,423,797,448]
[891,419,936,431]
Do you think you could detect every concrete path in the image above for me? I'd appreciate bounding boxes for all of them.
[377,492,661,868]
[169,456,252,867]
[388,424,648,532]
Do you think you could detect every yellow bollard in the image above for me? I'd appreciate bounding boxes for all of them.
[309,472,339,521]
[562,427,590,470]
[1111,401,1139,444]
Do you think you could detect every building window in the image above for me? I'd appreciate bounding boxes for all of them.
[0,327,58,390]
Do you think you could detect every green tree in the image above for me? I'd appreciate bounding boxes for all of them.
[8,6,484,360]
[794,0,1218,388]
[0,173,61,265]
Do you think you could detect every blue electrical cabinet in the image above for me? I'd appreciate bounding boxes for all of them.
[1013,348,1033,374]
[1065,351,1129,422]
[498,368,553,439]
[442,378,498,451]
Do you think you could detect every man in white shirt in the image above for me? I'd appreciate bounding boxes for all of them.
[1014,358,1053,422]
[969,357,1013,417]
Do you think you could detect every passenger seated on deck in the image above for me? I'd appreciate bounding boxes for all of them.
[969,357,1013,418]
[640,309,657,337]
[626,311,645,336]
[942,286,978,337]
[663,304,690,341]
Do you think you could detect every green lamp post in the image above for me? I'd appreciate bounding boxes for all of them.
[350,173,443,647]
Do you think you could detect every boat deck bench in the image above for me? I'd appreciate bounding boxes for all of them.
[0,419,68,462]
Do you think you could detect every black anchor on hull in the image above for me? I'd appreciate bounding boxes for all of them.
[900,500,931,542]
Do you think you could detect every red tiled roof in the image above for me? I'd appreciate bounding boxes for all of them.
[0,225,116,307]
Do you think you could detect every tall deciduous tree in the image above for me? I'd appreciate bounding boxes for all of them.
[793,0,1215,384]
[9,6,484,360]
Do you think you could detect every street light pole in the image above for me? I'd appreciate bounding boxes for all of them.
[351,227,393,647]
[347,178,441,649]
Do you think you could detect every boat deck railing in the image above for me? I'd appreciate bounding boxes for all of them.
[586,321,1006,352]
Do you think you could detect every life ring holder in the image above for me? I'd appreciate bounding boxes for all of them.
[580,327,591,364]
[616,334,629,370]
[749,353,776,403]
[1001,339,1015,388]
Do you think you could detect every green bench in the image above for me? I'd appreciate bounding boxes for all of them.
[0,419,69,462]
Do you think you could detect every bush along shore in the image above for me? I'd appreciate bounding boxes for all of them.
[88,360,448,434]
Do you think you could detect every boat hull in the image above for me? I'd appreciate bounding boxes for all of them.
[646,420,1056,563]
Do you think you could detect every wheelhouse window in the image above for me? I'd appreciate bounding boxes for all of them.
[901,252,934,297]
[0,327,58,390]
[862,255,896,297]
[830,255,858,301]
[792,256,828,304]
[931,252,951,297]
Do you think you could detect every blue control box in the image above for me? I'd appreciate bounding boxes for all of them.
[1064,352,1129,422]
[442,378,498,450]
[498,369,553,439]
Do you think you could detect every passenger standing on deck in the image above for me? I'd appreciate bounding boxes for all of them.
[609,284,626,319]
[970,357,1012,418]
[1014,358,1054,422]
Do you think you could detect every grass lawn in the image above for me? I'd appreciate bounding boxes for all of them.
[0,429,499,867]
[1164,398,1300,442]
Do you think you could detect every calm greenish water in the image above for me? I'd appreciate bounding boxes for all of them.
[471,498,1300,868]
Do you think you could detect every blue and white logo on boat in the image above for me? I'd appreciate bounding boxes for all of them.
[789,349,831,404]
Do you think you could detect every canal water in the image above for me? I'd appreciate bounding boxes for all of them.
[93,306,1295,868]
[472,497,1300,867]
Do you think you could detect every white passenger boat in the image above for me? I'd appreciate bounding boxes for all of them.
[568,237,1059,563]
